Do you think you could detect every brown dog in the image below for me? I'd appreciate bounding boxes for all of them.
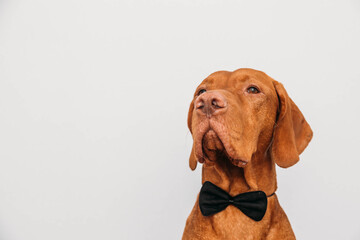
[182,69,312,240]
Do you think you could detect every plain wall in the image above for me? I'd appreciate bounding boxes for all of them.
[1,0,360,239]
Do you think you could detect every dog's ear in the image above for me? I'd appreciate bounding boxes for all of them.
[271,81,313,168]
[189,145,197,170]
[187,100,197,170]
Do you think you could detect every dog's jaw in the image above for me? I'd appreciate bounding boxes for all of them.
[193,118,249,167]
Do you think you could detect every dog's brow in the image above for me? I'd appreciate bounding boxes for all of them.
[196,84,206,91]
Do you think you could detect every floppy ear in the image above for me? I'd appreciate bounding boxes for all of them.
[187,100,197,170]
[271,81,313,168]
[189,145,197,170]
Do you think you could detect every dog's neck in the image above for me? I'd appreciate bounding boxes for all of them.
[201,150,277,196]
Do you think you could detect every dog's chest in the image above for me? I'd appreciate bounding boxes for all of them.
[214,206,269,239]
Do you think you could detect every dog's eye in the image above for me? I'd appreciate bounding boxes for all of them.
[247,86,260,94]
[198,89,206,95]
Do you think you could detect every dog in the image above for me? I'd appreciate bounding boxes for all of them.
[182,68,312,239]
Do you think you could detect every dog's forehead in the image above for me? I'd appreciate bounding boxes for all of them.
[201,68,274,89]
[202,71,231,87]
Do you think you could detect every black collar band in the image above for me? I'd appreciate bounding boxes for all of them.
[267,192,275,198]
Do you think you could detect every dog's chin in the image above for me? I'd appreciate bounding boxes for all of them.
[202,130,224,152]
[201,129,248,167]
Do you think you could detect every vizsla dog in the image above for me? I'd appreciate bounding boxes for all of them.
[182,69,312,240]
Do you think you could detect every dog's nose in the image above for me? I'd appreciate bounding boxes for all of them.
[195,91,227,117]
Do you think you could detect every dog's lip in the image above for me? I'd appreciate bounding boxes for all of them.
[230,158,248,167]
[194,121,210,163]
[195,122,249,166]
[222,146,248,166]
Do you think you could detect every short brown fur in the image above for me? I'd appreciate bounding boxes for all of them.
[183,69,312,240]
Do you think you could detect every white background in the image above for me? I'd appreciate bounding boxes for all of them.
[1,0,360,239]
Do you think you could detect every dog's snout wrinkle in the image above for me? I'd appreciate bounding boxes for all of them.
[195,92,227,117]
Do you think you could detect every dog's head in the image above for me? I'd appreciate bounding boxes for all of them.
[187,68,312,170]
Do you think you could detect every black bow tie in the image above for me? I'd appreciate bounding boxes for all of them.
[199,181,272,221]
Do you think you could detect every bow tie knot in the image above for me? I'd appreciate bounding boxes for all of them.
[199,181,270,221]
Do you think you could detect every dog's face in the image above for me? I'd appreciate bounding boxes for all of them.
[187,69,312,170]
